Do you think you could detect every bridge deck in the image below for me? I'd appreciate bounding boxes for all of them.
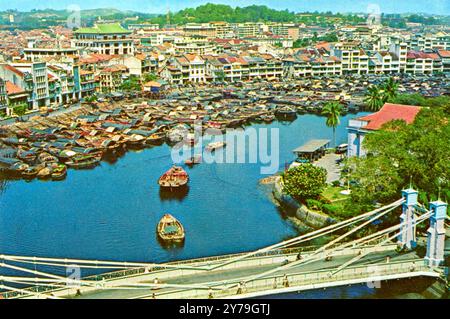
[71,246,435,299]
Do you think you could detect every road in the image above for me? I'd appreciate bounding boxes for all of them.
[74,248,420,299]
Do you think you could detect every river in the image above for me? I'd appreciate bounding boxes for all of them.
[2,111,437,298]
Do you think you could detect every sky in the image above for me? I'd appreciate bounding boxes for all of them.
[0,0,449,15]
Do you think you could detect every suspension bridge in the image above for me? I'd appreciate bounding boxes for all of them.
[0,188,448,299]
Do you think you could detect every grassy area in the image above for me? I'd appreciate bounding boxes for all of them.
[322,185,349,202]
[303,185,355,221]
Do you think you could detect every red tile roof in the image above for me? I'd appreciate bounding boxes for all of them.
[357,103,421,130]
[5,81,26,95]
[438,50,450,58]
[3,64,25,77]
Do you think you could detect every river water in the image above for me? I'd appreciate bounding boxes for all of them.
[1,111,437,298]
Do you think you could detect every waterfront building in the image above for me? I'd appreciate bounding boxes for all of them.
[109,54,153,77]
[172,54,207,83]
[98,64,128,93]
[4,61,50,109]
[283,49,342,78]
[331,42,369,74]
[72,23,134,55]
[79,69,97,97]
[4,81,29,116]
[347,103,421,157]
[405,51,441,74]
[438,50,450,73]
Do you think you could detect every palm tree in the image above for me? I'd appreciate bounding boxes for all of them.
[322,101,342,148]
[382,77,399,102]
[364,85,385,111]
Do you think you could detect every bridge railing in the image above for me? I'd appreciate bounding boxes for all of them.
[147,259,439,299]
[0,241,392,299]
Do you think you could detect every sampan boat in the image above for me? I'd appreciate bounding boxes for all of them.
[157,214,185,242]
[185,154,202,166]
[51,164,67,180]
[158,165,189,188]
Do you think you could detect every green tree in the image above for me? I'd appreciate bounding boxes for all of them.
[322,101,342,147]
[282,164,327,203]
[143,73,158,82]
[119,75,141,92]
[383,77,399,102]
[346,104,450,205]
[364,85,385,111]
[13,103,28,118]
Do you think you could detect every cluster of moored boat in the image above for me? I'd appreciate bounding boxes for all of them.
[1,74,447,182]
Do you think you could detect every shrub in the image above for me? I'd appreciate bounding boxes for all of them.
[282,164,327,203]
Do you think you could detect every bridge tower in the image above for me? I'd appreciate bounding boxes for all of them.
[425,200,447,267]
[398,188,418,249]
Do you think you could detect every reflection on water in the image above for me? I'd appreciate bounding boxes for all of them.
[157,234,186,250]
[0,113,368,265]
[159,185,190,202]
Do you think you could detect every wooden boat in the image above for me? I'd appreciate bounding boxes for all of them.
[185,154,202,166]
[17,149,37,163]
[66,154,100,169]
[51,164,67,180]
[275,107,297,120]
[37,166,52,180]
[158,165,189,188]
[205,141,226,152]
[261,114,275,123]
[157,214,185,242]
[146,133,165,145]
[22,166,39,179]
[126,134,146,148]
[38,151,58,164]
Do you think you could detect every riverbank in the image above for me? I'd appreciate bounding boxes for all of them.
[271,175,337,229]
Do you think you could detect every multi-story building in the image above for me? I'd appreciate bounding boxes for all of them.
[408,33,450,51]
[98,64,128,93]
[23,45,78,62]
[233,23,263,38]
[72,23,134,55]
[347,104,421,157]
[183,23,217,38]
[438,50,450,73]
[127,24,160,31]
[210,22,233,38]
[405,51,437,74]
[389,42,408,72]
[173,35,217,55]
[284,50,342,78]
[331,42,369,74]
[79,69,96,97]
[8,61,50,109]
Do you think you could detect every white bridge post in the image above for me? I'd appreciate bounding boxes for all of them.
[399,188,418,249]
[425,200,447,268]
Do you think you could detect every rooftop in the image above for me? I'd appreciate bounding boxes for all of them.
[293,139,331,154]
[357,103,421,130]
[74,23,131,35]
